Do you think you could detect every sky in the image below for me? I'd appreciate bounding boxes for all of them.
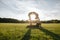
[0,0,60,20]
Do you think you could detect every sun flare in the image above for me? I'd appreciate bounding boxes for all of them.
[30,14,36,20]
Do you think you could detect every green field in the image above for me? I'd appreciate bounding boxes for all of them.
[0,23,60,40]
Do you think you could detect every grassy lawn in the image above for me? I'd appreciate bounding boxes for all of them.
[0,23,60,40]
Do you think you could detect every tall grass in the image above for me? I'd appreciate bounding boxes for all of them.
[0,23,60,40]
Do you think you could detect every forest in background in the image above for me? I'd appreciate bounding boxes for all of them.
[0,17,60,23]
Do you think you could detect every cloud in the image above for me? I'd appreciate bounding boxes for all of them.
[0,0,60,20]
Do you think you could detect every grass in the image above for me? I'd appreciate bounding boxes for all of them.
[0,23,60,40]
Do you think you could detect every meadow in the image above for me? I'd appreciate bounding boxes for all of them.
[0,23,60,40]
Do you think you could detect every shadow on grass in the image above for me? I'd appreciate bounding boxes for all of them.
[26,25,40,29]
[21,28,31,40]
[39,26,60,40]
[21,25,60,40]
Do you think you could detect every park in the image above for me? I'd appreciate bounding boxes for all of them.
[0,0,60,40]
[0,23,60,40]
[0,12,60,40]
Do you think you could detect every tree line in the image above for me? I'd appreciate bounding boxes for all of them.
[0,18,60,23]
[0,18,25,23]
[41,20,60,23]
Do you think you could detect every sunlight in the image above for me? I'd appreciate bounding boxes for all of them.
[30,14,36,20]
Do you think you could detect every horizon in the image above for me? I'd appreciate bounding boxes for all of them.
[0,17,60,21]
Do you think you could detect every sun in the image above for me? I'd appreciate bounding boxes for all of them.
[30,14,36,20]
